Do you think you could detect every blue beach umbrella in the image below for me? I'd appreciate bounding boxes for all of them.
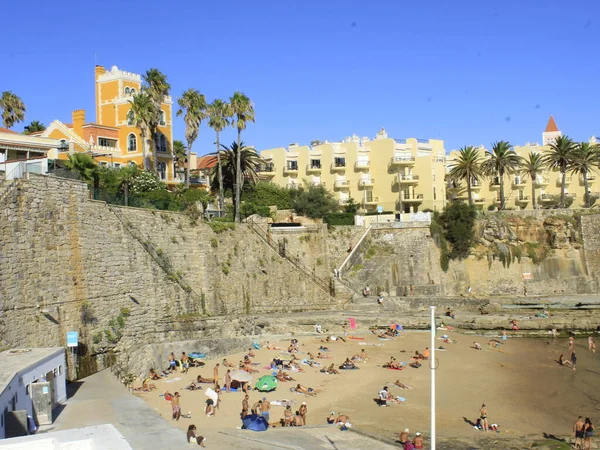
[242,414,269,432]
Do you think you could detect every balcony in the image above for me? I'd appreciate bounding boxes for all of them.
[398,174,420,185]
[306,164,322,174]
[513,177,526,188]
[287,183,300,189]
[355,160,371,170]
[358,178,375,188]
[331,162,346,172]
[474,198,486,208]
[364,196,380,205]
[489,179,501,190]
[334,179,350,189]
[515,195,530,204]
[257,163,276,178]
[310,181,325,187]
[283,164,299,175]
[557,177,572,186]
[390,156,415,166]
[417,139,433,150]
[189,175,208,186]
[446,180,461,191]
[469,180,482,191]
[400,193,424,203]
[493,196,502,204]
[583,175,596,184]
[539,194,554,203]
[535,177,550,187]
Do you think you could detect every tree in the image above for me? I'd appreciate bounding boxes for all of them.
[447,146,482,205]
[439,201,477,259]
[230,92,255,223]
[570,142,600,208]
[142,69,171,175]
[65,153,97,182]
[543,135,577,208]
[207,99,233,211]
[291,184,340,219]
[172,140,187,181]
[481,141,520,211]
[128,92,154,170]
[0,91,26,129]
[117,165,140,207]
[177,89,207,187]
[210,142,263,215]
[520,152,544,210]
[243,182,292,210]
[23,120,45,134]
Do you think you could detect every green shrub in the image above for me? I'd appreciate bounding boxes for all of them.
[291,185,340,219]
[210,237,219,248]
[325,213,354,226]
[221,262,231,275]
[209,222,236,234]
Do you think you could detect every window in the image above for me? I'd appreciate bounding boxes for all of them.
[158,134,167,152]
[160,110,166,126]
[124,87,131,95]
[334,157,346,167]
[131,88,136,94]
[310,159,321,169]
[98,137,118,148]
[128,161,137,167]
[158,162,167,180]
[286,160,298,170]
[127,110,135,126]
[127,133,137,152]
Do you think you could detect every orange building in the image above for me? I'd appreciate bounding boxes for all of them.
[40,65,189,184]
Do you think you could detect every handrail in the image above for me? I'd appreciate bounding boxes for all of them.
[246,219,334,296]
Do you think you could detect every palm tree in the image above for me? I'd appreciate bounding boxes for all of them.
[520,152,544,210]
[65,153,97,182]
[0,91,26,129]
[207,99,233,211]
[142,69,171,175]
[23,120,45,134]
[117,165,139,207]
[481,141,521,210]
[543,135,577,208]
[177,89,207,187]
[230,92,255,223]
[210,142,263,213]
[128,92,154,170]
[570,142,600,208]
[447,146,483,205]
[173,140,187,182]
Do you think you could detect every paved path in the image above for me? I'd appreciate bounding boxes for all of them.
[44,369,399,449]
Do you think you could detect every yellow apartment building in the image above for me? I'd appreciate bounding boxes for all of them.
[447,116,599,210]
[38,65,194,185]
[259,128,448,213]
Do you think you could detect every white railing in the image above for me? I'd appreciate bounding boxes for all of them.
[0,157,48,179]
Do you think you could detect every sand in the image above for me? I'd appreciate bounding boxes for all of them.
[135,328,600,446]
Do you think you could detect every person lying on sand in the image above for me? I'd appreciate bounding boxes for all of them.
[317,352,331,359]
[243,363,259,374]
[276,371,296,382]
[270,358,284,370]
[185,381,201,391]
[394,380,412,389]
[383,357,402,369]
[222,358,235,368]
[264,341,284,350]
[196,375,214,383]
[295,384,318,396]
[488,340,500,348]
[246,348,256,358]
[409,361,421,369]
[471,342,482,350]
[446,308,455,319]
[335,414,351,425]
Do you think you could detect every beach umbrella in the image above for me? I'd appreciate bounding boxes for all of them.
[204,388,219,403]
[242,414,269,432]
[254,375,278,392]
[231,370,253,383]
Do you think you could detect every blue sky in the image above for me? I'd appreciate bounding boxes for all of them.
[2,0,599,154]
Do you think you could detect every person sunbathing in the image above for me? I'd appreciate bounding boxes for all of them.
[243,363,259,374]
[414,351,425,360]
[296,384,317,396]
[394,380,412,389]
[246,348,256,358]
[384,357,402,369]
[335,414,351,424]
[327,412,337,424]
[196,375,214,383]
[276,371,296,382]
[222,358,234,368]
[326,363,340,375]
[186,381,200,391]
[264,341,284,350]
[488,340,500,348]
[340,358,356,369]
[270,358,284,370]
[141,378,156,391]
[288,344,298,353]
[409,360,421,369]
[148,368,162,380]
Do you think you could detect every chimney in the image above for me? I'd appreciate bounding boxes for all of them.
[95,65,106,79]
[72,110,85,138]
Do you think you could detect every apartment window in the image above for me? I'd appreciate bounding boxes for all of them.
[127,133,137,152]
[131,88,137,95]
[124,87,131,95]
[310,159,321,168]
[128,161,137,167]
[158,162,167,180]
[287,160,298,170]
[334,157,346,167]
[98,138,117,148]
[157,134,167,152]
[127,110,135,126]
[160,111,166,126]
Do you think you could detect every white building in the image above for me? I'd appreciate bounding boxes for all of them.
[0,348,66,439]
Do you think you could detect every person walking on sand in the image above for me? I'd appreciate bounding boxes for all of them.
[584,418,594,450]
[479,404,488,432]
[299,401,308,425]
[224,369,232,392]
[213,363,219,388]
[571,351,577,371]
[574,416,585,449]
[260,397,270,422]
[171,392,181,421]
[569,336,575,357]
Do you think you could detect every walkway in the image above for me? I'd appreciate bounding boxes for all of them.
[45,369,399,450]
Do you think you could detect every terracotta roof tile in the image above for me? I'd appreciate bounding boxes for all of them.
[197,155,217,170]
[545,116,559,133]
[0,127,18,134]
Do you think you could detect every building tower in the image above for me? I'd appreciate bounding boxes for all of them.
[542,116,561,146]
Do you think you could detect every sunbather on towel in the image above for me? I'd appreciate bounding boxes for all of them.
[295,384,317,396]
[196,375,214,383]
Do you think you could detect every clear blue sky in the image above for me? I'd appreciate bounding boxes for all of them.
[2,0,599,154]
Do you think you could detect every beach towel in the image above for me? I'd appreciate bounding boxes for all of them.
[348,317,357,330]
[253,342,261,350]
[205,388,219,403]
[164,377,182,383]
[348,336,365,340]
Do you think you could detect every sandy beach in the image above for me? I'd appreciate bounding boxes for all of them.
[134,327,600,447]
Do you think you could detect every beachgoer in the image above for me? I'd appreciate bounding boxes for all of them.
[423,347,430,359]
[511,320,519,331]
[378,294,384,305]
[213,363,219,388]
[327,363,340,375]
[148,368,161,380]
[378,386,389,407]
[171,392,181,421]
[571,351,577,371]
[224,369,232,392]
[181,352,189,372]
[399,428,409,444]
[394,380,412,389]
[445,308,455,319]
[168,352,177,372]
[480,404,488,432]
[327,412,336,424]
[283,405,293,427]
[251,400,262,416]
[196,375,214,383]
[575,416,585,449]
[413,432,424,449]
[205,398,215,417]
[294,411,303,426]
[584,418,595,450]
[186,425,206,447]
[299,402,308,425]
[260,397,270,422]
[472,342,482,350]
[222,358,234,368]
[363,285,371,297]
[296,384,317,396]
[502,330,507,341]
[558,354,572,367]
[335,414,350,425]
[241,394,249,419]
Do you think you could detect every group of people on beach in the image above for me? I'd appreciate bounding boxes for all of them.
[398,428,424,449]
[574,416,594,450]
